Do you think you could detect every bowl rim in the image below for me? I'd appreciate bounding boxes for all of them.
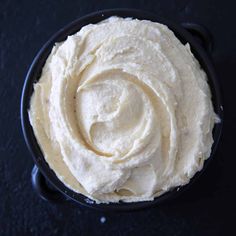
[21,8,223,211]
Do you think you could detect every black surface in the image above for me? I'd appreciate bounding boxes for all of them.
[0,0,235,235]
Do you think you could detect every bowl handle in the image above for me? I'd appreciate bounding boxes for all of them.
[31,165,66,202]
[181,23,213,53]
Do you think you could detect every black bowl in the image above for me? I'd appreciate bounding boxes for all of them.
[21,9,223,211]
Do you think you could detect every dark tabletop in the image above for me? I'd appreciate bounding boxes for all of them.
[1,0,236,235]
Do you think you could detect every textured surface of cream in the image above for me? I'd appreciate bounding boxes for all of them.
[29,17,217,203]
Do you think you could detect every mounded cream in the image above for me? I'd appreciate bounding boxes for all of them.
[29,17,217,203]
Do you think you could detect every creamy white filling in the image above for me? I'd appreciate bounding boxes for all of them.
[29,17,217,203]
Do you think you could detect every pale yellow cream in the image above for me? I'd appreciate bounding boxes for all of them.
[29,17,217,203]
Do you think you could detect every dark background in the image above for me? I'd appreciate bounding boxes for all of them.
[1,0,235,235]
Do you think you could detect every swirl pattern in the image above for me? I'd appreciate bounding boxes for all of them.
[29,17,216,202]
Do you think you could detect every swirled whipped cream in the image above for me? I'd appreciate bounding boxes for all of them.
[29,17,217,203]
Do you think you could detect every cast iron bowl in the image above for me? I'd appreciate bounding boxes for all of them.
[21,9,223,211]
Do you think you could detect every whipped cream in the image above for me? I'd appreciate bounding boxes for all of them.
[29,17,217,203]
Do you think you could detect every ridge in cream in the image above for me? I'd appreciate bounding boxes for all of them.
[29,17,218,203]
